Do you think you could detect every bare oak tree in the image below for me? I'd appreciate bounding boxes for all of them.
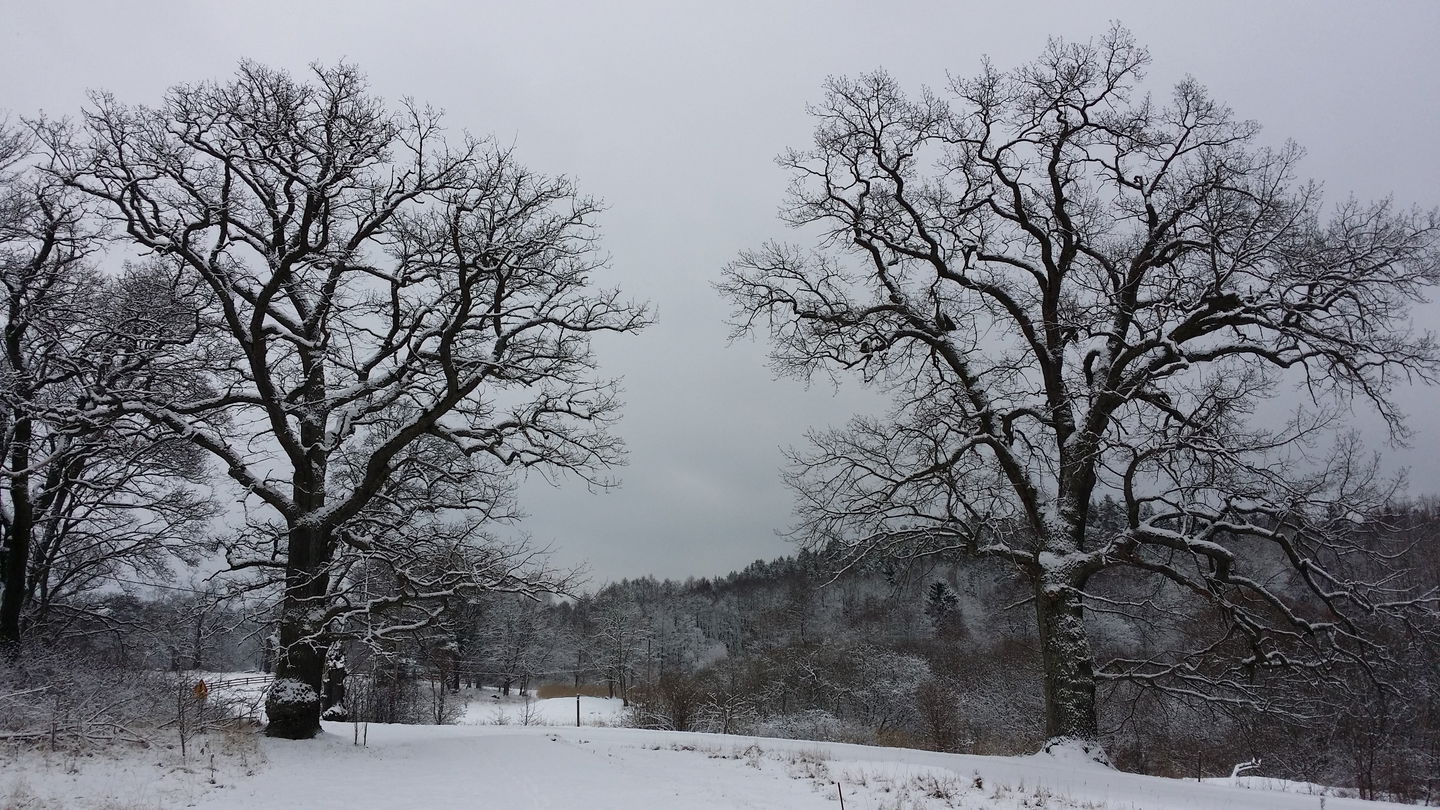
[721,27,1440,755]
[51,63,649,737]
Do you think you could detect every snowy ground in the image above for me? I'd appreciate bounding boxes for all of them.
[1203,775,1350,799]
[1,729,266,809]
[3,720,1419,809]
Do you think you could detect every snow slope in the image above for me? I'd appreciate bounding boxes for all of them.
[166,723,1410,810]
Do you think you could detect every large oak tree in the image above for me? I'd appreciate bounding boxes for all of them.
[53,63,648,737]
[722,27,1439,756]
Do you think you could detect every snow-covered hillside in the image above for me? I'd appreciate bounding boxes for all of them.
[3,722,1415,809]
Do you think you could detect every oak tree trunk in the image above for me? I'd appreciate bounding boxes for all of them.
[264,523,330,739]
[1035,575,1100,745]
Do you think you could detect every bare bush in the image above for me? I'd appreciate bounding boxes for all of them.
[0,645,241,750]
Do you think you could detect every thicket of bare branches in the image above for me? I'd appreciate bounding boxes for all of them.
[1,122,215,649]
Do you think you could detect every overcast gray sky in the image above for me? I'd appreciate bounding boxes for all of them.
[4,0,1438,586]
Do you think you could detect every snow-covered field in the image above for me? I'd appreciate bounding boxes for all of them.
[2,719,1418,810]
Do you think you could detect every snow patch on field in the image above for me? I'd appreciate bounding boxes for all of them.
[457,688,627,726]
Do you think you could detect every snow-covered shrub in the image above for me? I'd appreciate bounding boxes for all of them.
[845,646,930,736]
[754,709,869,744]
[915,677,964,752]
[627,671,706,731]
[0,644,194,747]
[694,690,759,736]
